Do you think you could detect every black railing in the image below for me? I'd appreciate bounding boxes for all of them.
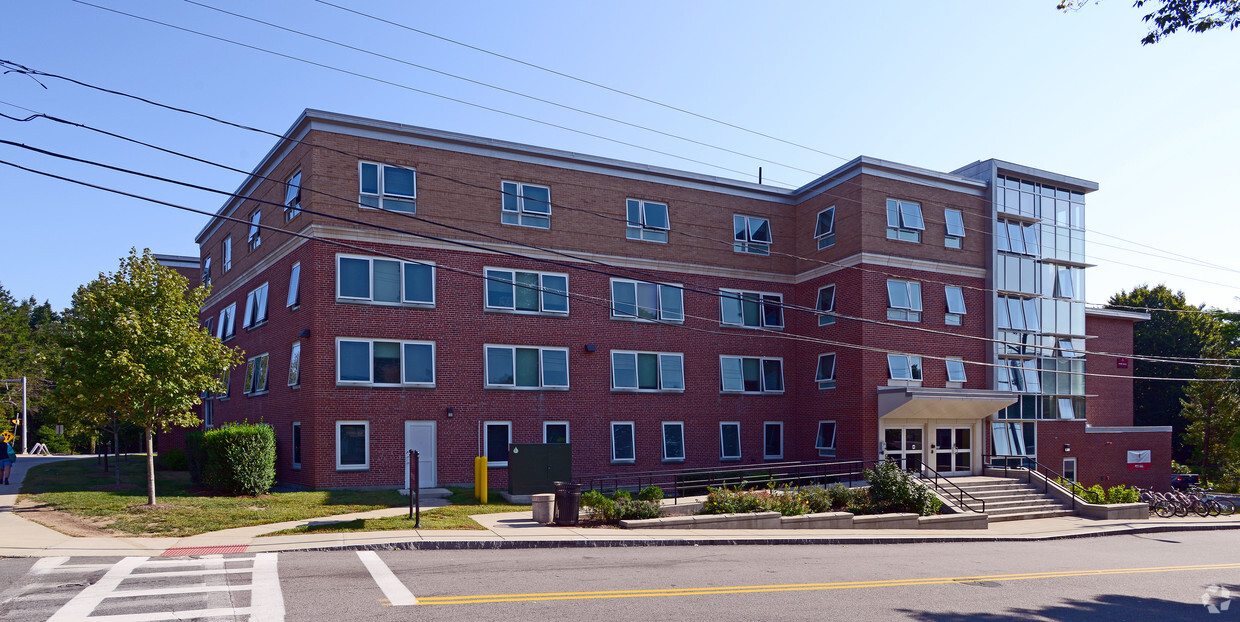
[576,459,887,502]
[983,454,1084,510]
[915,464,986,513]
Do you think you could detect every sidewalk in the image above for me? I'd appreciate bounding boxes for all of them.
[4,456,1240,557]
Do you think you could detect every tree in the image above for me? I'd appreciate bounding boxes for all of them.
[1058,0,1240,44]
[52,249,241,505]
[1180,334,1240,481]
[0,283,61,449]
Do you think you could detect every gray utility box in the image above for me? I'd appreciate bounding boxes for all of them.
[507,443,572,496]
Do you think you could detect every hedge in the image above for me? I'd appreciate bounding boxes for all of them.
[200,423,276,496]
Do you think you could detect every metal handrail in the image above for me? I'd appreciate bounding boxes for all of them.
[982,454,1084,510]
[915,464,986,514]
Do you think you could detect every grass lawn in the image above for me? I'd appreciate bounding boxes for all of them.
[262,487,529,535]
[20,458,407,537]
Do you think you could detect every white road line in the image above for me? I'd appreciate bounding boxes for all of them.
[106,583,252,598]
[69,606,253,622]
[122,567,254,578]
[30,556,70,574]
[356,551,417,606]
[45,564,117,573]
[47,555,147,622]
[249,552,286,622]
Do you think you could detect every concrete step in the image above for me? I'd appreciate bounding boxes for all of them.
[984,499,1066,511]
[399,487,453,498]
[988,509,1078,522]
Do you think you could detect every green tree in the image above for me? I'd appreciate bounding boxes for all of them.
[52,249,241,505]
[0,283,61,448]
[1181,332,1240,480]
[1058,0,1240,44]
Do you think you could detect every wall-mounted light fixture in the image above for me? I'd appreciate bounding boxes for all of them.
[1063,444,1071,453]
[585,344,597,352]
[446,407,454,419]
[298,329,311,338]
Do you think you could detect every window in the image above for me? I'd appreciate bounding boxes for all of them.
[286,262,301,308]
[946,358,967,384]
[284,171,302,221]
[814,207,836,249]
[1063,457,1077,483]
[720,290,783,329]
[996,219,1039,256]
[610,279,683,322]
[484,422,511,467]
[886,280,922,322]
[611,351,684,391]
[1058,397,1076,420]
[611,422,635,463]
[662,422,685,462]
[996,295,1039,332]
[997,359,1041,393]
[816,421,837,457]
[944,208,965,249]
[816,285,836,326]
[216,303,236,341]
[248,209,262,250]
[202,397,213,429]
[291,422,301,469]
[222,237,232,273]
[501,181,550,228]
[243,353,270,395]
[991,421,1034,457]
[886,198,924,242]
[720,422,741,461]
[243,283,269,329]
[945,286,966,326]
[626,199,669,242]
[336,421,368,470]
[288,342,301,387]
[763,422,783,460]
[337,338,435,386]
[218,367,231,399]
[815,353,837,389]
[1054,268,1076,299]
[202,256,211,286]
[485,268,568,315]
[887,354,923,382]
[337,255,435,306]
[733,214,771,255]
[543,422,569,444]
[204,317,213,337]
[720,356,784,393]
[359,162,416,213]
[485,345,569,389]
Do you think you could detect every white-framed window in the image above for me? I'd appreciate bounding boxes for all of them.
[611,351,684,392]
[816,421,837,457]
[485,345,569,389]
[202,397,214,429]
[501,180,550,229]
[248,209,262,250]
[661,422,685,462]
[611,421,635,463]
[720,289,783,329]
[887,354,923,382]
[996,219,1039,256]
[288,342,301,387]
[1058,397,1077,420]
[543,422,569,444]
[337,338,435,387]
[218,367,231,399]
[484,421,511,467]
[484,268,568,315]
[336,254,435,306]
[815,353,837,389]
[336,420,369,470]
[243,282,269,329]
[626,198,669,243]
[284,170,302,221]
[287,262,301,308]
[291,421,301,470]
[763,422,783,460]
[733,214,771,255]
[886,198,924,242]
[945,285,966,326]
[816,285,836,326]
[946,358,967,384]
[944,208,965,249]
[221,236,232,273]
[216,303,236,341]
[996,295,1040,332]
[359,161,416,213]
[610,279,683,322]
[814,207,836,249]
[202,256,211,286]
[1062,457,1077,483]
[886,280,922,322]
[720,422,741,461]
[243,352,270,395]
[720,356,784,393]
[1054,267,1076,299]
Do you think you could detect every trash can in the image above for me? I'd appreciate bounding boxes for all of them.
[553,481,582,526]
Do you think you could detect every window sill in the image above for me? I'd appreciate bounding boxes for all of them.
[288,384,300,391]
[624,235,669,244]
[487,463,509,469]
[217,397,230,402]
[335,298,435,309]
[611,389,685,394]
[485,386,569,392]
[818,382,837,390]
[336,382,435,389]
[245,391,269,398]
[245,321,268,331]
[610,315,682,324]
[720,457,741,462]
[610,460,636,465]
[336,466,368,472]
[661,458,685,464]
[288,304,300,312]
[764,456,784,461]
[886,380,923,387]
[720,391,784,396]
[718,324,784,331]
[483,308,569,318]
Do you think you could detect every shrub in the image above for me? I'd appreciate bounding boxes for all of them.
[201,423,276,496]
[638,485,664,502]
[701,487,810,516]
[614,499,663,520]
[157,448,188,471]
[582,489,664,523]
[581,490,616,522]
[1105,485,1139,504]
[36,425,72,454]
[185,431,205,485]
[864,461,942,516]
[799,485,834,513]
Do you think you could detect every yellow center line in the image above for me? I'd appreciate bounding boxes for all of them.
[416,562,1240,606]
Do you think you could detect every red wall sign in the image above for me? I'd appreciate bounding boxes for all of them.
[1117,357,1129,369]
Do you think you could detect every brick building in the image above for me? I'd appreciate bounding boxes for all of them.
[190,109,1169,490]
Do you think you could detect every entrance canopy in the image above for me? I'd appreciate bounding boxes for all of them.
[878,387,1017,421]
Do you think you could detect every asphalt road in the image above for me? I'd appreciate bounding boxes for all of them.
[3,531,1238,621]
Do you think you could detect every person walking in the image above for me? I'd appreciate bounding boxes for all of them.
[0,434,12,485]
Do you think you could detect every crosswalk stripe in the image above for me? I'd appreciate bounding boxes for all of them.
[250,553,286,622]
[357,551,417,606]
[47,556,148,622]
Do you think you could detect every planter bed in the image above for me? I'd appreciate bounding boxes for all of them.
[618,510,988,530]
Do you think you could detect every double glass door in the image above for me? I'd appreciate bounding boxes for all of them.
[933,427,972,475]
[884,427,923,472]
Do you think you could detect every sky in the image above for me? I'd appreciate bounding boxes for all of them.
[1,0,1237,312]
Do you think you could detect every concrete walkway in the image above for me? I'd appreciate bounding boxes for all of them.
[3,456,1239,557]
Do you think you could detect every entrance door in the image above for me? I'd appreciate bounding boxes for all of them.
[404,421,436,490]
[933,427,972,476]
[883,427,923,472]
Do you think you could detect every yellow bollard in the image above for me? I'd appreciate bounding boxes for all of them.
[479,456,488,505]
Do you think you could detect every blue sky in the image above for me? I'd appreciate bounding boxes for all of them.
[1,0,1236,311]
